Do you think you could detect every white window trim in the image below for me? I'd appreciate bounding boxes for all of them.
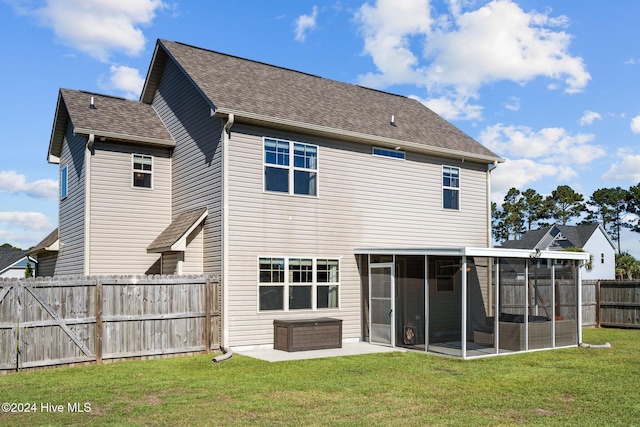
[132,154,153,190]
[60,164,68,200]
[257,256,340,313]
[263,137,319,197]
[372,146,405,160]
[442,165,460,211]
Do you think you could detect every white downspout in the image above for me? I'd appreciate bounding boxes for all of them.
[486,161,498,247]
[486,161,498,339]
[577,260,583,345]
[84,134,94,276]
[461,255,468,359]
[222,113,234,349]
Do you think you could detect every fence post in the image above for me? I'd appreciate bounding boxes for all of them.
[95,278,103,364]
[205,277,212,353]
[596,280,601,328]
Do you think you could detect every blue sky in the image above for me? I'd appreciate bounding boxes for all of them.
[2,0,640,254]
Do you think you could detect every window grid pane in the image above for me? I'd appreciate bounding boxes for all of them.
[289,285,312,310]
[317,285,338,309]
[293,170,317,196]
[259,258,285,282]
[317,259,339,282]
[289,258,313,283]
[259,286,284,311]
[265,139,289,166]
[265,167,289,193]
[443,166,459,188]
[294,143,317,169]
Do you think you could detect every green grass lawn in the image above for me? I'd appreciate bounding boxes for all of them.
[0,328,638,426]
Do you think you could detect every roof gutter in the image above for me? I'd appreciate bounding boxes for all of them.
[213,108,504,164]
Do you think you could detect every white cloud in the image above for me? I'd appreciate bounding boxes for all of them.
[0,212,54,249]
[490,158,571,203]
[14,0,166,62]
[0,171,58,200]
[480,122,605,199]
[99,65,145,99]
[0,212,53,232]
[580,110,602,126]
[355,0,590,120]
[294,6,319,42]
[356,0,432,88]
[602,149,640,182]
[479,124,605,165]
[630,114,640,134]
[412,91,483,121]
[503,96,520,112]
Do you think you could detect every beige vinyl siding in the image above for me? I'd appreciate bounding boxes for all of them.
[159,226,203,274]
[88,142,171,275]
[55,123,86,276]
[182,225,204,273]
[152,58,223,276]
[226,125,490,347]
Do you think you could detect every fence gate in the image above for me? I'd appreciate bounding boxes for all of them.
[1,275,220,372]
[0,280,96,371]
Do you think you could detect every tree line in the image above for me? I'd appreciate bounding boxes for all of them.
[492,184,640,254]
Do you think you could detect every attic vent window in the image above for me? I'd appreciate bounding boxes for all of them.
[372,147,405,160]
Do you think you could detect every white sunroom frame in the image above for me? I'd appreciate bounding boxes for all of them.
[355,246,590,359]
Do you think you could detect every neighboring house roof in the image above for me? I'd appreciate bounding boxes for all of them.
[28,229,60,255]
[48,89,175,163]
[501,224,617,251]
[142,39,502,164]
[147,208,208,253]
[0,250,31,275]
[501,229,549,249]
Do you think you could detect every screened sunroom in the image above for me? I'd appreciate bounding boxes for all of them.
[355,247,589,359]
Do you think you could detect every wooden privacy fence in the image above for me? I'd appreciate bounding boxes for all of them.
[596,280,640,328]
[582,281,598,327]
[0,275,220,372]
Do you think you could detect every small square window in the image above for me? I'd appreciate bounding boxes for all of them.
[133,154,153,188]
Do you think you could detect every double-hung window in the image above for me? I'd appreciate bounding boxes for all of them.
[60,165,68,200]
[316,259,339,309]
[259,257,285,310]
[258,257,339,311]
[289,258,313,309]
[442,165,460,210]
[133,154,153,189]
[264,138,317,196]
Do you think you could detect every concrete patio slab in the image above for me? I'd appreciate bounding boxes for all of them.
[233,342,405,362]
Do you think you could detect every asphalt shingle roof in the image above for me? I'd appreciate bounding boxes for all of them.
[49,90,174,161]
[501,224,603,250]
[143,40,500,162]
[0,249,28,271]
[28,229,58,254]
[147,208,208,251]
